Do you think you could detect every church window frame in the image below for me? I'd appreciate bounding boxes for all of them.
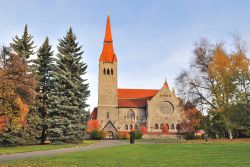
[127,109,135,120]
[125,124,128,130]
[107,69,110,75]
[103,68,106,75]
[166,124,169,130]
[155,124,159,129]
[171,123,175,129]
[111,69,113,75]
[130,124,133,130]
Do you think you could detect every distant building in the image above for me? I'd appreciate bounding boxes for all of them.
[91,16,185,139]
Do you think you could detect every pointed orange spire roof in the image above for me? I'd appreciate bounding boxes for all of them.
[163,78,169,89]
[99,16,117,63]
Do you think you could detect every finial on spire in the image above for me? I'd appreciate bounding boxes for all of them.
[104,15,113,43]
[163,78,169,89]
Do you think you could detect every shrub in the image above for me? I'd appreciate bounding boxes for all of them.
[87,120,100,132]
[184,132,195,140]
[89,129,105,140]
[116,131,130,140]
[134,130,143,139]
[139,125,148,134]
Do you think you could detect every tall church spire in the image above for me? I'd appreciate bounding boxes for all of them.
[99,16,117,63]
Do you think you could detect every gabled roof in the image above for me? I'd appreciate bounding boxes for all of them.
[90,107,98,120]
[102,120,118,132]
[118,88,159,99]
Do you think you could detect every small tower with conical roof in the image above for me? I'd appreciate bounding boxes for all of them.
[97,16,118,126]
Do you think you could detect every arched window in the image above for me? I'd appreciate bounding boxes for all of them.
[166,124,169,130]
[107,69,110,75]
[171,123,175,129]
[103,68,106,75]
[176,124,181,130]
[127,109,135,120]
[160,124,163,129]
[130,124,133,130]
[134,124,138,130]
[111,69,113,75]
[125,124,128,130]
[155,124,159,129]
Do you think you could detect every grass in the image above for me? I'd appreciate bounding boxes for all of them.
[1,141,250,167]
[0,140,97,155]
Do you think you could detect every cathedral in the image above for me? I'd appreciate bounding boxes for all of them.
[91,16,185,139]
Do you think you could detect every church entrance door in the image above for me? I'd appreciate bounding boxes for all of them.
[106,131,114,140]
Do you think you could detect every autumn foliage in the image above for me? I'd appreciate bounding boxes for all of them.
[181,101,202,134]
[87,120,100,132]
[0,52,35,132]
[139,125,148,134]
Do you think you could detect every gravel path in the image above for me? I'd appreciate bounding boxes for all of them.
[0,140,128,162]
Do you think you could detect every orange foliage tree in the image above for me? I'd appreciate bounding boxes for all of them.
[0,49,35,132]
[87,120,100,132]
[180,101,202,136]
[139,125,148,134]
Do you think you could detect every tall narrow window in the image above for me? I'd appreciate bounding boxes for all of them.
[107,69,110,75]
[130,124,133,130]
[103,68,106,75]
[106,112,109,119]
[171,123,175,129]
[166,124,169,130]
[111,69,113,75]
[155,124,159,129]
[125,124,128,130]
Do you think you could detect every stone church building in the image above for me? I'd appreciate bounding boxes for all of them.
[91,16,185,138]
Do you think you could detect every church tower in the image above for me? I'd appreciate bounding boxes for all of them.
[97,16,118,128]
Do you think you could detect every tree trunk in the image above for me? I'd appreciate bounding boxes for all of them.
[40,127,47,144]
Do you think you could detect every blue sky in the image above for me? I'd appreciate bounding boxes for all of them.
[1,0,250,110]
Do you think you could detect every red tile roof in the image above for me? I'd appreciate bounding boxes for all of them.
[118,88,159,99]
[90,107,98,120]
[118,99,147,108]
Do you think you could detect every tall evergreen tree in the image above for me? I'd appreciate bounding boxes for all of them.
[10,24,35,59]
[34,37,54,144]
[47,28,90,143]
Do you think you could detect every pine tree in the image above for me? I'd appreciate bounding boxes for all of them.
[10,24,35,59]
[47,28,90,143]
[34,37,54,144]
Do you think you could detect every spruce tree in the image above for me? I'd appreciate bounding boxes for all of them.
[10,24,35,59]
[47,28,90,143]
[34,37,54,144]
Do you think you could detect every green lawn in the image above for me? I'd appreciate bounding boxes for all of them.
[1,142,250,167]
[0,140,97,155]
